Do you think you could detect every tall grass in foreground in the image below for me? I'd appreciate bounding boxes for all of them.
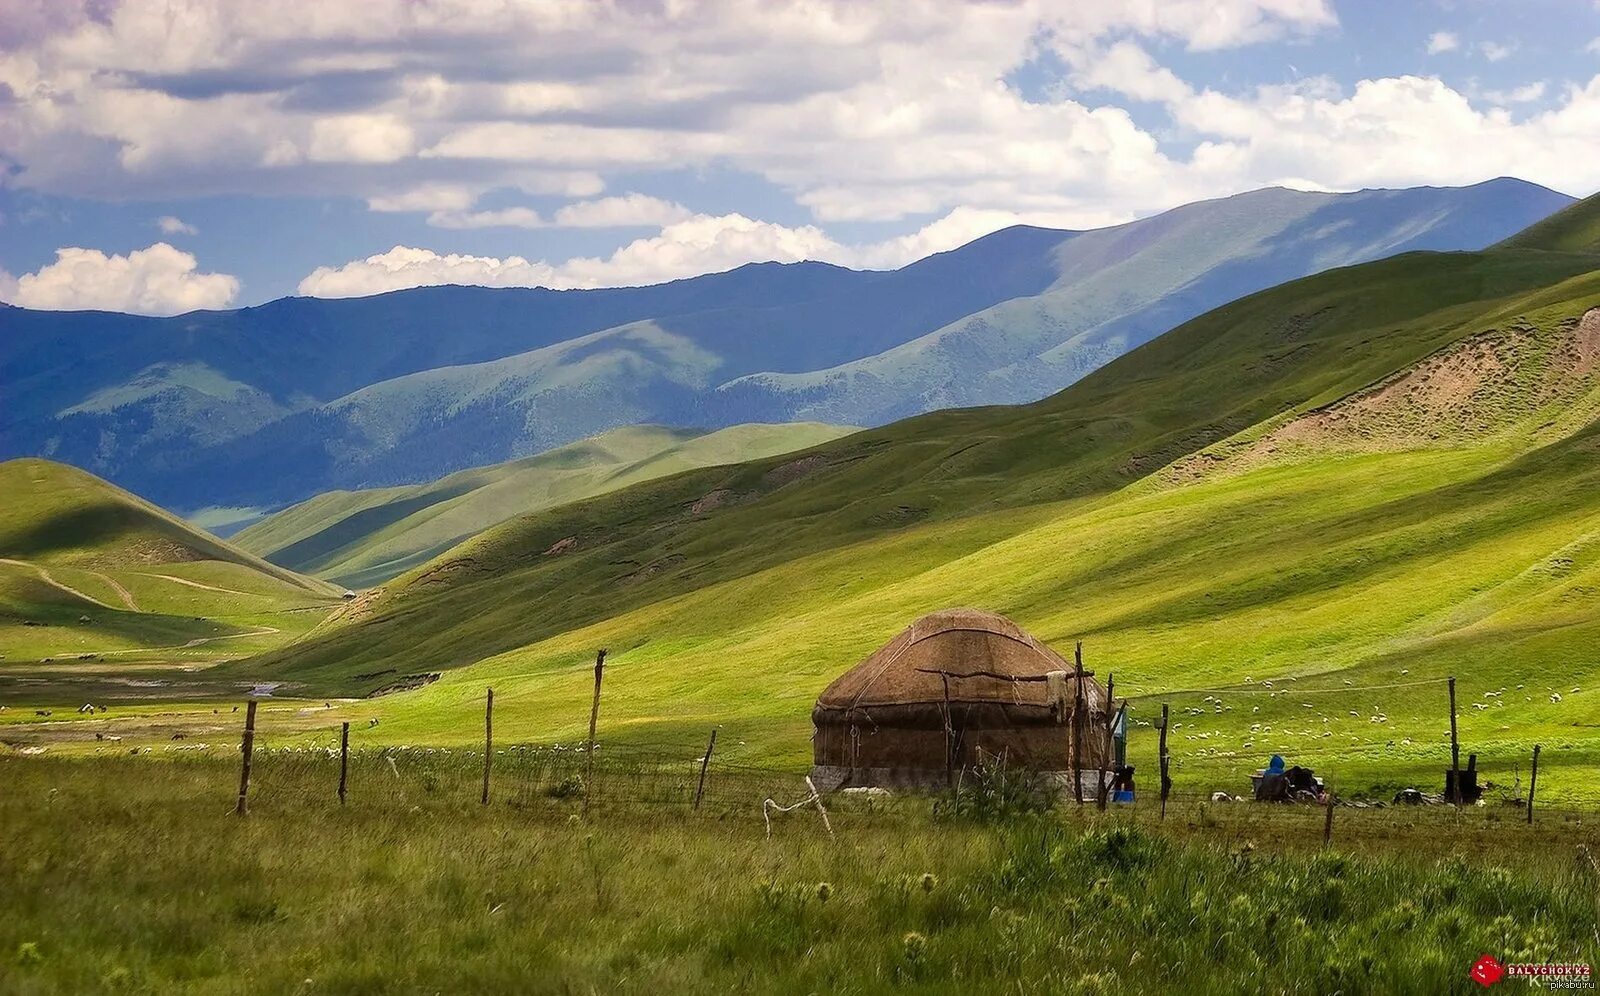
[2,756,1598,994]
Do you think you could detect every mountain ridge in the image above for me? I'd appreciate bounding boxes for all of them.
[0,179,1574,510]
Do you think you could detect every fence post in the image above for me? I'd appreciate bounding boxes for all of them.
[481,687,494,805]
[1072,642,1085,805]
[1159,703,1171,820]
[1448,676,1461,805]
[1323,790,1335,847]
[694,728,718,811]
[1527,744,1541,824]
[1097,672,1115,812]
[338,721,350,805]
[583,649,607,817]
[235,700,257,816]
[940,673,955,792]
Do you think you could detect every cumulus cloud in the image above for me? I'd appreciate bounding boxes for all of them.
[0,0,1337,226]
[1426,32,1459,55]
[156,215,197,235]
[0,243,239,315]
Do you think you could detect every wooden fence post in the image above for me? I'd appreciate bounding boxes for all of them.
[583,649,607,817]
[694,728,718,810]
[481,688,494,805]
[1159,703,1171,820]
[1527,744,1541,824]
[338,721,350,805]
[1097,672,1115,811]
[1448,676,1461,805]
[940,673,955,791]
[235,700,257,816]
[1072,642,1085,805]
[1323,790,1335,847]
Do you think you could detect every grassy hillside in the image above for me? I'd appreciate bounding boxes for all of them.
[244,246,1600,684]
[1496,188,1600,254]
[234,422,854,588]
[193,212,1600,798]
[0,459,339,678]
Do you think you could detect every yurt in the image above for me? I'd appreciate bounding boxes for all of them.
[810,608,1114,792]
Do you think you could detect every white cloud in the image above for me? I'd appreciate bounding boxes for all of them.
[156,215,198,235]
[0,243,239,315]
[1480,41,1516,62]
[1587,37,1600,54]
[12,0,1600,276]
[0,0,1336,225]
[297,246,559,298]
[1426,32,1459,55]
[553,195,693,229]
[427,207,547,230]
[307,114,415,164]
[1483,82,1547,105]
[425,194,692,230]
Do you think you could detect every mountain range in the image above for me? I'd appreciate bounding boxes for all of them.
[0,178,1572,514]
[223,190,1600,789]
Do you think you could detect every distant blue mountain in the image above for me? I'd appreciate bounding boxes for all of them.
[0,178,1572,511]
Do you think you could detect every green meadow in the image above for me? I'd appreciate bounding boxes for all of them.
[2,755,1597,995]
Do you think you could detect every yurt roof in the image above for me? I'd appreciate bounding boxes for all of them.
[814,608,1108,713]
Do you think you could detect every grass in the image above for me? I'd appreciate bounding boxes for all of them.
[232,421,854,588]
[1,754,1597,994]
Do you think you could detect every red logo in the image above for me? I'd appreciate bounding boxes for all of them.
[1471,955,1505,987]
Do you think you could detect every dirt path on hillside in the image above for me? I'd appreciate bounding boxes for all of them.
[88,625,284,657]
[0,558,117,610]
[137,572,255,597]
[93,572,140,611]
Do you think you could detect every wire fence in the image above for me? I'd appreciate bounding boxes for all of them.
[190,695,1600,846]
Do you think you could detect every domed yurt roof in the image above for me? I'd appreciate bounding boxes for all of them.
[815,608,1107,715]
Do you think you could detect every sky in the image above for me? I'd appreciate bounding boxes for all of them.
[1,0,1598,315]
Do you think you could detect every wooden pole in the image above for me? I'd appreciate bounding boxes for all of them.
[1097,672,1115,811]
[1159,703,1171,820]
[481,688,494,805]
[338,721,350,805]
[583,649,607,816]
[1448,676,1461,805]
[940,673,954,791]
[694,728,718,810]
[1527,744,1541,824]
[1322,791,1335,847]
[1072,642,1085,805]
[235,700,257,816]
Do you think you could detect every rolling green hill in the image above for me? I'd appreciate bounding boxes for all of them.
[220,194,1600,798]
[1496,186,1600,254]
[0,459,340,677]
[234,422,855,588]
